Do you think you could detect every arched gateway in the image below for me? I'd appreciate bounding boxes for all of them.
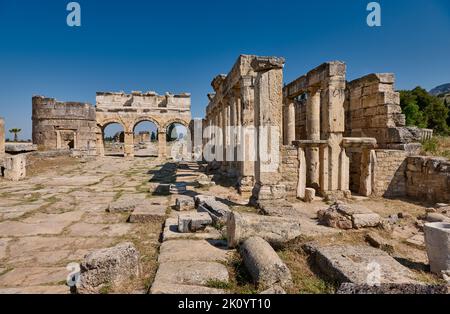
[31,91,191,158]
[95,91,191,158]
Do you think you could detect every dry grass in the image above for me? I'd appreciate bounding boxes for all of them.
[421,136,450,159]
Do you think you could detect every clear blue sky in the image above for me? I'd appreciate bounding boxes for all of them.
[1,0,449,140]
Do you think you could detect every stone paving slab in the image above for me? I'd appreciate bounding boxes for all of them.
[0,285,69,294]
[311,245,421,285]
[66,222,133,237]
[158,239,231,264]
[0,267,68,287]
[153,261,229,286]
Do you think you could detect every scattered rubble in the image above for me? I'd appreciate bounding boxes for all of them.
[317,202,381,230]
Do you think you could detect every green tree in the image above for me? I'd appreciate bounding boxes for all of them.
[151,131,156,141]
[9,128,21,142]
[400,87,449,134]
[167,124,179,142]
[400,90,426,127]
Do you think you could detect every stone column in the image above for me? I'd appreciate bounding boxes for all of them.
[0,117,5,165]
[297,147,306,199]
[284,99,296,146]
[158,130,167,159]
[124,131,134,158]
[96,128,105,157]
[56,130,62,149]
[238,75,256,198]
[306,88,321,188]
[251,56,285,201]
[339,148,350,191]
[319,145,329,193]
[359,148,374,196]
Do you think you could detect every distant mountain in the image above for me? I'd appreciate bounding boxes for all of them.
[430,83,450,97]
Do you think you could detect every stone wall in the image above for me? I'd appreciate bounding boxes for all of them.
[0,117,4,168]
[406,156,450,203]
[32,96,97,155]
[372,150,408,197]
[344,74,406,148]
[96,91,191,158]
[280,146,299,198]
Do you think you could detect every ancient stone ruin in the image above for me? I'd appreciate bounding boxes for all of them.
[0,54,449,295]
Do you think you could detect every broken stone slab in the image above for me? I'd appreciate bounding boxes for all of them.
[240,237,293,289]
[178,212,213,233]
[405,234,425,248]
[425,213,450,223]
[162,217,222,242]
[227,212,301,248]
[128,204,166,223]
[175,195,195,211]
[337,282,448,294]
[76,242,141,294]
[5,143,37,153]
[310,244,420,285]
[150,282,225,294]
[152,261,229,287]
[198,199,231,225]
[158,239,231,263]
[257,200,297,217]
[195,174,215,188]
[107,198,140,213]
[317,202,381,230]
[149,183,170,195]
[365,232,394,254]
[194,194,216,208]
[424,222,450,276]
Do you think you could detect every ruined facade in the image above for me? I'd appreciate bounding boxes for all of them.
[202,55,438,202]
[32,96,97,156]
[0,117,5,169]
[32,92,191,159]
[96,91,191,158]
[204,55,285,201]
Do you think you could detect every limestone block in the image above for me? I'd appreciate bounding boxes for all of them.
[424,222,450,276]
[240,237,292,289]
[352,213,382,229]
[304,188,316,203]
[198,199,231,225]
[194,194,216,208]
[178,212,213,233]
[227,212,301,248]
[128,204,166,223]
[175,195,195,211]
[311,245,420,285]
[76,242,141,294]
[170,183,187,194]
[4,154,26,181]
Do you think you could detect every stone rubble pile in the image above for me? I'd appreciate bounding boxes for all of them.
[317,202,381,230]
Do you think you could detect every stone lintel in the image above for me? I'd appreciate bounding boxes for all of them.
[251,56,285,72]
[342,137,377,149]
[293,140,328,148]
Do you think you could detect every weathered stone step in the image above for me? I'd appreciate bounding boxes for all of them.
[158,239,231,263]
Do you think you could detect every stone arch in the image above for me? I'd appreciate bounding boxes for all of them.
[131,117,161,132]
[162,118,190,131]
[98,120,127,157]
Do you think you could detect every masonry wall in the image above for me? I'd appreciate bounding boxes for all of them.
[345,73,406,148]
[0,117,5,167]
[372,149,408,197]
[32,96,97,155]
[280,146,299,198]
[406,156,450,203]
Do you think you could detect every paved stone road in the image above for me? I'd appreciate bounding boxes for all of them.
[0,156,162,294]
